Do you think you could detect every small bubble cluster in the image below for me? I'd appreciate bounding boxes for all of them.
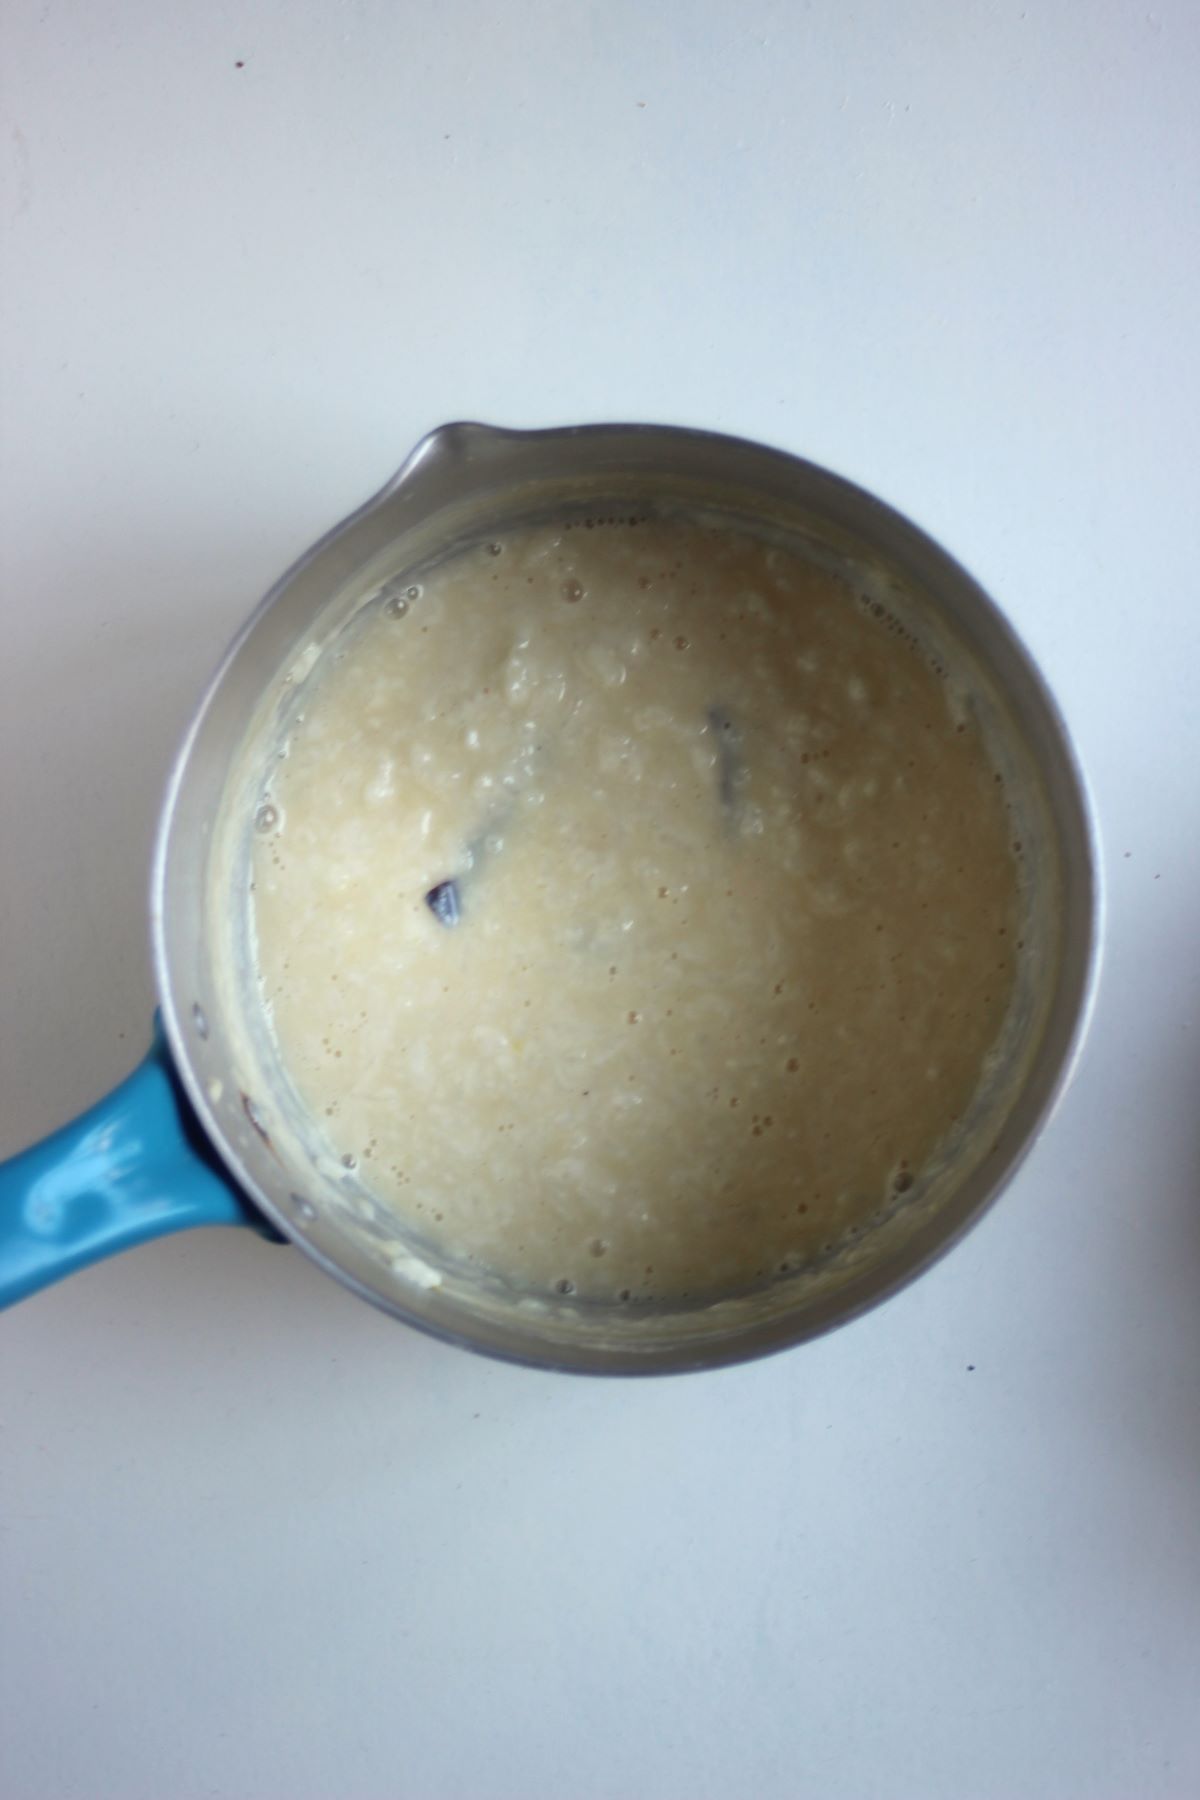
[564,513,649,531]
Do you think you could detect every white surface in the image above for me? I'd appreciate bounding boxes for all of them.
[1,3,1197,1796]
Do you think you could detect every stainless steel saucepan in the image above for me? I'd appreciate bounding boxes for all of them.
[0,423,1101,1372]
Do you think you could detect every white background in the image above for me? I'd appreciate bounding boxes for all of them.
[2,4,1198,1796]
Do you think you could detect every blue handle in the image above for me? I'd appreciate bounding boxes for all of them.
[0,1024,274,1307]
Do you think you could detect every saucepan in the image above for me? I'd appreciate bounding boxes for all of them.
[0,423,1101,1372]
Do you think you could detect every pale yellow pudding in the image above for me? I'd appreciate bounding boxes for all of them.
[249,516,1020,1304]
